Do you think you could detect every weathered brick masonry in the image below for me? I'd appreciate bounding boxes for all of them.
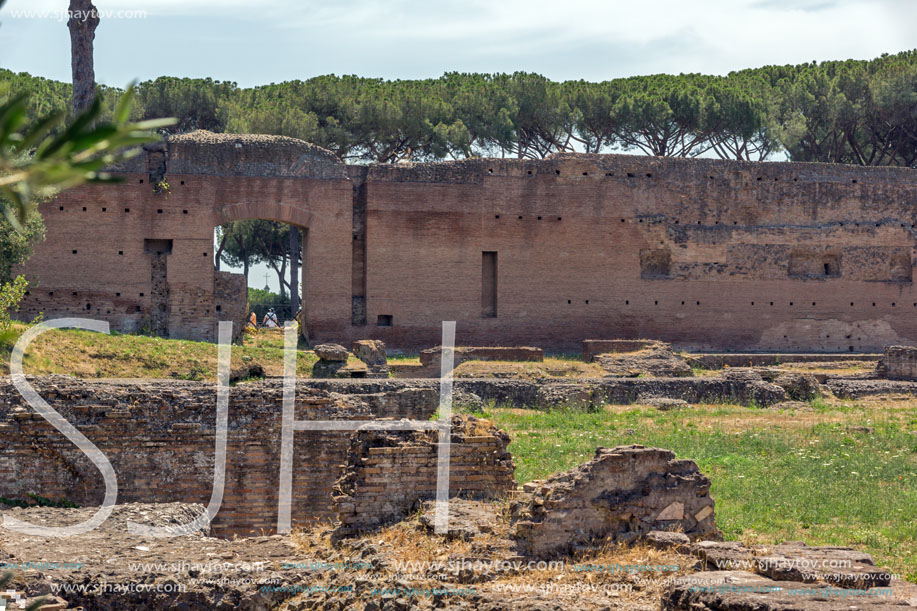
[333,416,515,536]
[17,130,917,351]
[0,375,480,537]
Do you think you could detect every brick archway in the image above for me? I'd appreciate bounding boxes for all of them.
[216,202,314,228]
[215,204,313,340]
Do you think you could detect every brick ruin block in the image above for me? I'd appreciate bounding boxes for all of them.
[351,339,389,378]
[311,343,370,378]
[876,345,917,380]
[510,445,718,557]
[332,415,515,537]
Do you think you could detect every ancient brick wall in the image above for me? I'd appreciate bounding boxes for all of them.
[17,131,917,351]
[213,271,248,339]
[0,376,438,537]
[17,132,352,343]
[357,155,917,351]
[333,416,515,536]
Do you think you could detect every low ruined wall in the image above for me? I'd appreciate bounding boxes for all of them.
[419,346,544,367]
[0,376,437,537]
[582,339,661,362]
[511,445,718,557]
[305,376,787,407]
[877,345,917,380]
[333,416,515,537]
[687,352,881,369]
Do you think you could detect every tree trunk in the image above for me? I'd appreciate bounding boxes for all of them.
[214,232,228,271]
[277,256,287,299]
[289,227,300,315]
[68,0,100,116]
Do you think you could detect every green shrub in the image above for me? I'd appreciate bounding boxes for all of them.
[0,274,27,333]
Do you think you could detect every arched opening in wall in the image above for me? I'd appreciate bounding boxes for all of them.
[213,218,307,339]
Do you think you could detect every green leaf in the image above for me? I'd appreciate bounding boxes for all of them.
[113,82,137,125]
[13,109,66,152]
[37,96,103,160]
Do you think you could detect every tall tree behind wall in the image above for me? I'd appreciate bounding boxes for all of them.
[68,0,99,115]
[289,227,299,316]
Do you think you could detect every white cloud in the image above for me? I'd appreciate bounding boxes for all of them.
[1,0,914,85]
[266,0,915,76]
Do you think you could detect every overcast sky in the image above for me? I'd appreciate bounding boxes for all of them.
[1,0,916,88]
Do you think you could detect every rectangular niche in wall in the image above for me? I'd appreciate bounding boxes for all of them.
[143,239,173,255]
[377,314,393,327]
[640,249,672,279]
[482,251,497,317]
[788,249,841,279]
[889,251,913,282]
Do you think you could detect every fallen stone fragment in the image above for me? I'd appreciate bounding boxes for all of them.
[742,382,787,406]
[691,541,755,570]
[661,570,909,610]
[641,396,689,410]
[690,540,895,592]
[646,530,691,553]
[417,498,499,541]
[754,542,891,590]
[351,340,389,378]
[314,343,350,361]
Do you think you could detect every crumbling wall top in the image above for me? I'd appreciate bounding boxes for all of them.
[364,150,917,185]
[163,130,348,179]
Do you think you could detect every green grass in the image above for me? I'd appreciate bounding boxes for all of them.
[387,354,421,364]
[0,322,319,379]
[482,400,917,580]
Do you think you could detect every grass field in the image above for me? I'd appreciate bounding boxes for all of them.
[0,323,320,379]
[477,397,917,580]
